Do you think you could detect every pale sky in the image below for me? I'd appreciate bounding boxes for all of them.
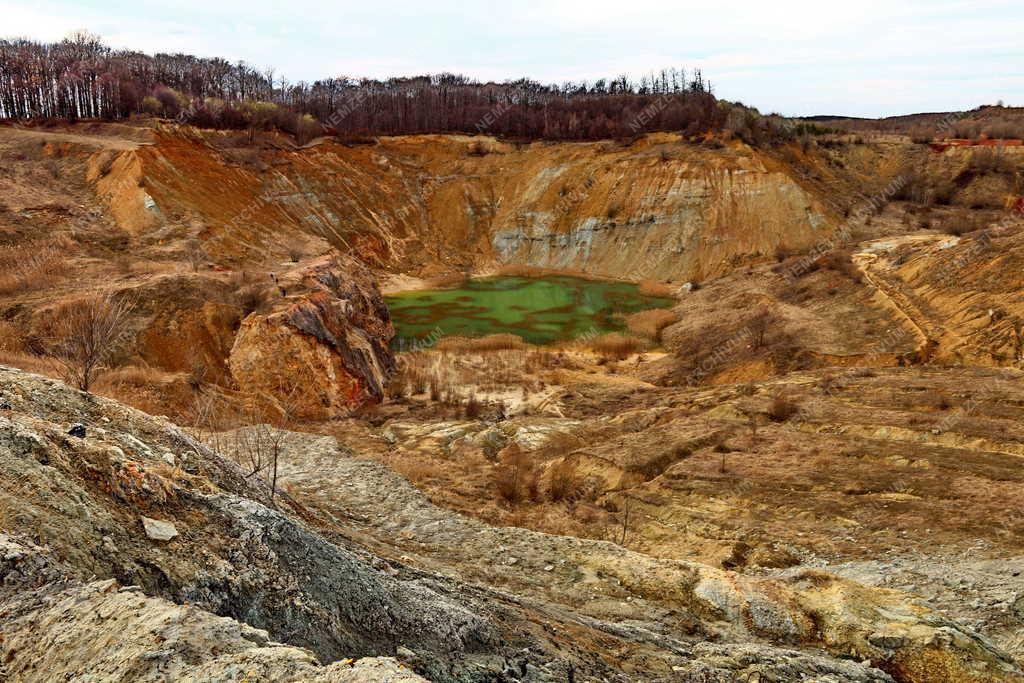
[2,0,1021,118]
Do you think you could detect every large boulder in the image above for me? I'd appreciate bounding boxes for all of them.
[229,254,395,419]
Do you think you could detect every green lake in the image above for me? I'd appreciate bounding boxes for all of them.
[386,275,675,348]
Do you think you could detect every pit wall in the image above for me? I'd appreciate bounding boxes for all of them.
[112,128,836,283]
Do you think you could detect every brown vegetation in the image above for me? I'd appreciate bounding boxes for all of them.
[494,445,539,505]
[435,334,526,353]
[46,293,136,392]
[637,279,678,297]
[767,393,799,422]
[590,333,647,360]
[0,37,753,144]
[624,308,678,341]
[0,242,65,296]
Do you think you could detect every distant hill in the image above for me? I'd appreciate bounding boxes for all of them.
[799,105,1024,139]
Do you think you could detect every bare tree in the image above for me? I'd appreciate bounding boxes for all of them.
[48,293,135,391]
[231,417,289,504]
[748,306,776,349]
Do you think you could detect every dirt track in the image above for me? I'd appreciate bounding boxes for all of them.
[0,125,149,150]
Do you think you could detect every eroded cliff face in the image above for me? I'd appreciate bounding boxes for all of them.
[481,145,830,281]
[229,254,395,418]
[105,128,835,283]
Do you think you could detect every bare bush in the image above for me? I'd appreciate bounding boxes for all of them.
[807,249,862,283]
[767,393,799,422]
[235,284,272,316]
[548,460,582,502]
[464,393,483,419]
[968,148,1017,176]
[231,421,288,504]
[184,239,208,272]
[286,239,306,263]
[747,307,776,350]
[494,445,538,505]
[47,293,136,391]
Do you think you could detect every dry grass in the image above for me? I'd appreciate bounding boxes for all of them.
[435,334,526,353]
[937,209,988,236]
[0,321,25,353]
[392,458,437,485]
[96,363,166,388]
[0,349,51,375]
[0,243,65,296]
[590,333,647,360]
[625,308,678,341]
[638,279,678,297]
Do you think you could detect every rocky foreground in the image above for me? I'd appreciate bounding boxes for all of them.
[0,365,1020,682]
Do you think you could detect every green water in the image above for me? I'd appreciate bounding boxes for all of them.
[387,276,675,348]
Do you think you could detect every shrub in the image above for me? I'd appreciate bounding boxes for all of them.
[931,182,957,206]
[47,293,136,392]
[187,361,208,393]
[464,393,483,419]
[767,393,799,422]
[548,460,582,502]
[286,240,305,263]
[141,96,163,116]
[747,306,777,349]
[154,86,187,118]
[295,114,322,145]
[968,148,1016,175]
[813,249,862,283]
[892,170,928,203]
[235,285,272,316]
[938,209,987,236]
[494,445,537,505]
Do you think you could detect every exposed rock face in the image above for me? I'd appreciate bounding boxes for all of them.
[127,129,835,281]
[0,536,426,682]
[229,254,395,418]
[0,367,496,680]
[487,155,829,281]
